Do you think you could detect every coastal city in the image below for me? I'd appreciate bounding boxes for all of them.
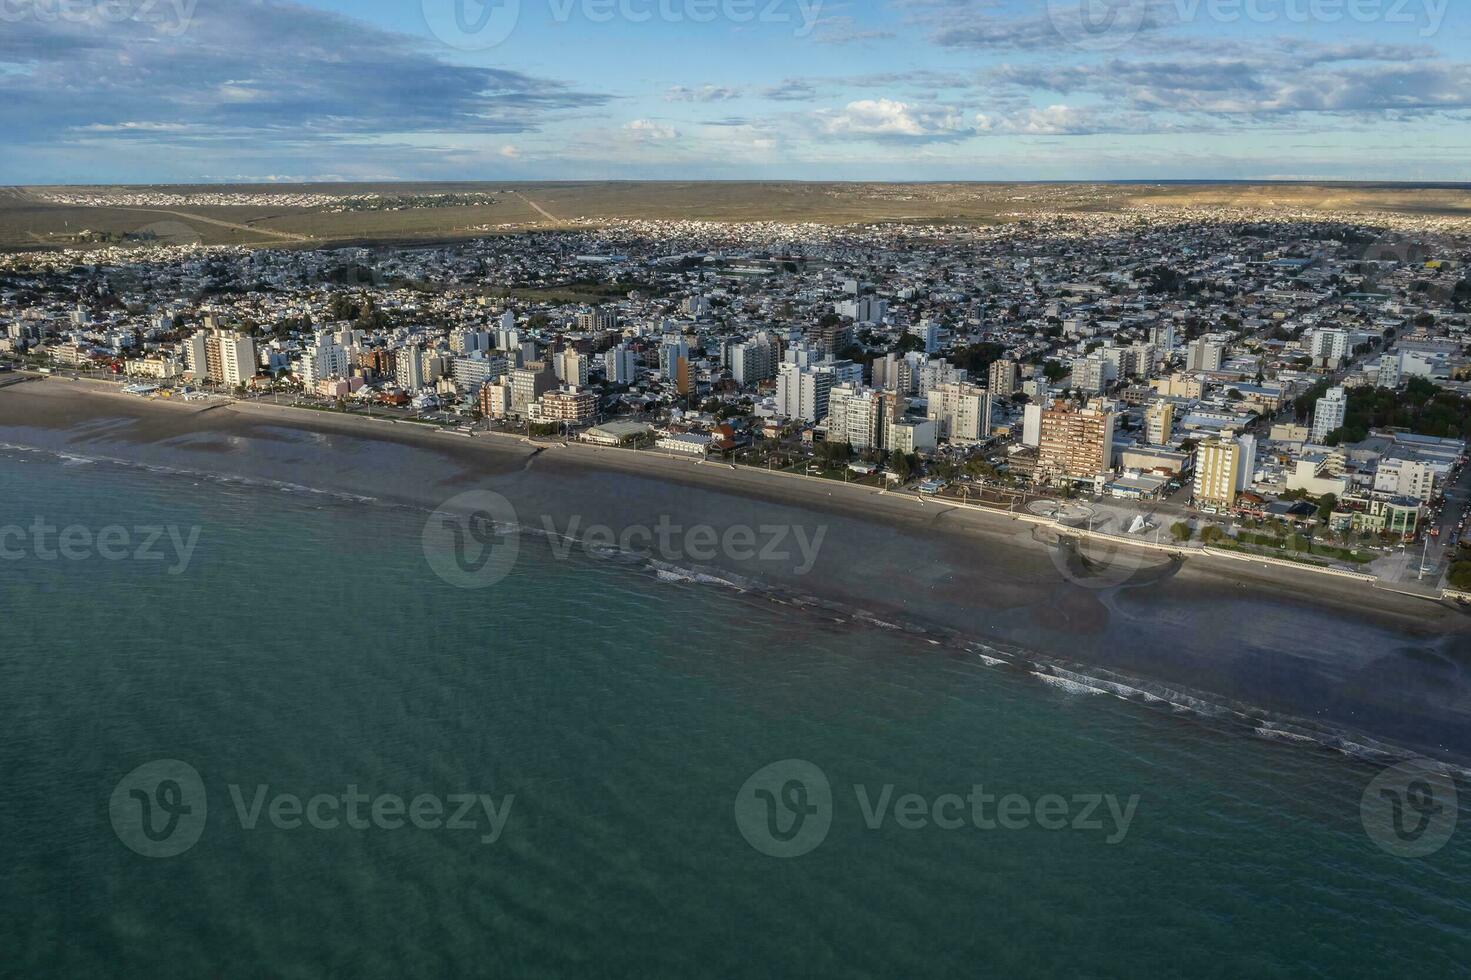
[4,206,1471,598]
[8,0,1471,964]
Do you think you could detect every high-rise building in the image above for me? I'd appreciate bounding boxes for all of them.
[216,332,257,388]
[825,383,882,450]
[988,359,1019,398]
[1376,352,1403,389]
[395,346,426,391]
[1070,354,1110,395]
[188,328,256,386]
[603,345,637,385]
[927,382,991,443]
[451,328,492,355]
[1311,328,1350,366]
[1145,401,1175,446]
[1187,339,1224,372]
[1127,343,1156,379]
[555,348,589,388]
[1195,438,1244,510]
[453,351,508,394]
[1022,403,1043,448]
[886,418,936,454]
[479,381,511,419]
[1236,433,1257,492]
[835,296,888,325]
[775,363,835,423]
[659,339,689,380]
[1311,386,1348,442]
[509,361,557,415]
[916,357,966,396]
[575,307,618,333]
[810,320,854,357]
[675,356,693,397]
[1151,323,1177,353]
[730,334,778,386]
[907,320,938,354]
[1036,401,1115,484]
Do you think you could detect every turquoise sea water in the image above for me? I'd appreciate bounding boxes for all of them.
[2,448,1468,977]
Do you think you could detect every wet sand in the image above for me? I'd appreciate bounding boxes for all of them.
[5,378,1471,763]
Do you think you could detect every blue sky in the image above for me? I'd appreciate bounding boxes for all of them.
[2,0,1468,183]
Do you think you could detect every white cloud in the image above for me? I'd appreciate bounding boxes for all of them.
[819,99,970,139]
[624,119,679,141]
[665,85,741,102]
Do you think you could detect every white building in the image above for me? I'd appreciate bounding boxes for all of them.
[1311,386,1348,443]
[775,363,835,423]
[1187,339,1224,373]
[656,432,711,456]
[1022,403,1043,448]
[916,358,966,396]
[298,335,348,388]
[907,320,939,354]
[1311,328,1350,366]
[659,339,690,380]
[825,383,883,450]
[556,349,589,388]
[1374,457,1437,502]
[453,351,508,394]
[1376,352,1403,389]
[217,333,257,388]
[395,346,426,391]
[927,382,991,443]
[604,345,637,385]
[730,334,778,386]
[886,418,936,454]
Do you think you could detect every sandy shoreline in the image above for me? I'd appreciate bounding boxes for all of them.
[3,377,1462,626]
[6,377,1471,763]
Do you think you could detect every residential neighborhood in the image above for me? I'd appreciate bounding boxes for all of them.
[5,205,1471,592]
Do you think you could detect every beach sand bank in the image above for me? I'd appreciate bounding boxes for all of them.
[5,378,1471,764]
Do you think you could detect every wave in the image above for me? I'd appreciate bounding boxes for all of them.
[0,441,381,505]
[626,541,1471,776]
[5,435,1465,777]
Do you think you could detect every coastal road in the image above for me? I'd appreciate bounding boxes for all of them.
[1373,457,1471,590]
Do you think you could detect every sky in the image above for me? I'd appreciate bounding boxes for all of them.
[2,0,1469,184]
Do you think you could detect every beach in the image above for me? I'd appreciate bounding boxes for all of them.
[5,377,1471,764]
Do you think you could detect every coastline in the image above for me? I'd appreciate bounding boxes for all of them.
[5,377,1471,765]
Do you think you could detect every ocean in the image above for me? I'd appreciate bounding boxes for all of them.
[1,438,1469,976]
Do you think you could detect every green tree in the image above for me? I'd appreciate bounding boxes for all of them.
[817,440,853,465]
[1171,522,1193,543]
[1316,493,1337,523]
[890,452,919,481]
[894,333,927,355]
